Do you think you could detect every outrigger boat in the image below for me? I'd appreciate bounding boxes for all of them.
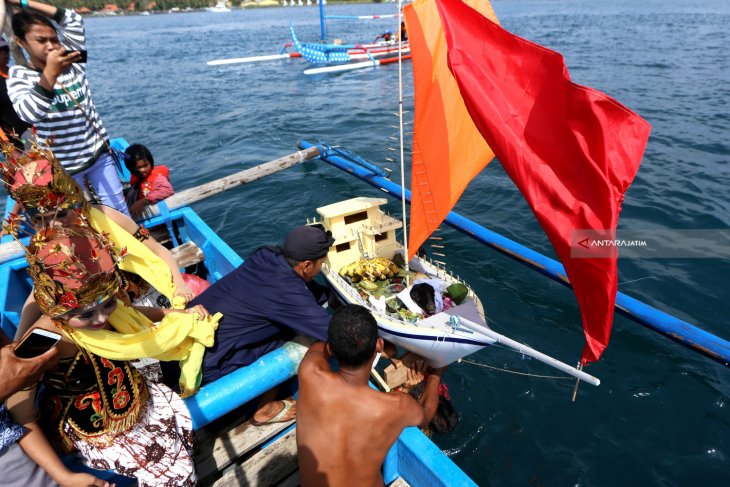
[290,25,410,75]
[207,0,411,73]
[0,143,478,486]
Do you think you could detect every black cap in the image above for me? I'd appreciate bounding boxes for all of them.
[283,226,335,261]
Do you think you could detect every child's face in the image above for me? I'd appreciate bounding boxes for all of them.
[134,158,152,179]
[63,296,117,330]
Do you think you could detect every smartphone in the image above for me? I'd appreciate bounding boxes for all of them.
[14,329,62,359]
[68,49,88,63]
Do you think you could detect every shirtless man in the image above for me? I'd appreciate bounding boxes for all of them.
[297,305,444,487]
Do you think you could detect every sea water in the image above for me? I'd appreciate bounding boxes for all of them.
[8,0,730,484]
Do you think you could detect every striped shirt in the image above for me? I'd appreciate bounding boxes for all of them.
[8,8,108,174]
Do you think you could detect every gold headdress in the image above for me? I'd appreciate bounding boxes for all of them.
[0,139,86,214]
[25,224,127,318]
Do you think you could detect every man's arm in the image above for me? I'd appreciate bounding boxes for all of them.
[415,368,444,429]
[7,69,55,124]
[267,284,331,341]
[392,366,445,430]
[7,387,111,486]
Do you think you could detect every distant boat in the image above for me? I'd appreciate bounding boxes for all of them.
[206,1,231,12]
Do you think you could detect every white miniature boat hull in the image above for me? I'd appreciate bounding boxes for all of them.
[323,261,496,368]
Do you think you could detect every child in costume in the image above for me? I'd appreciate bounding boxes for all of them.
[5,224,219,486]
[124,144,174,218]
[0,140,195,332]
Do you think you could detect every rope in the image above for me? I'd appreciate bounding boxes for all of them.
[458,357,575,380]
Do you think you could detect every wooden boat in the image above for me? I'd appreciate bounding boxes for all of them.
[0,145,479,486]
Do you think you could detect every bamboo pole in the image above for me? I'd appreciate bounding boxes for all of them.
[0,147,320,262]
[141,146,320,218]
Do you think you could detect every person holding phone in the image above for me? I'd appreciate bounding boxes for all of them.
[5,224,214,486]
[5,0,129,216]
[0,329,58,405]
[1,330,109,487]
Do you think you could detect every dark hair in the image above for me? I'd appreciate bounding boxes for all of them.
[410,282,436,315]
[12,11,56,41]
[409,383,459,434]
[328,304,378,370]
[124,144,155,177]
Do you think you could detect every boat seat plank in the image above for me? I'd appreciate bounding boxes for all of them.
[389,478,412,487]
[171,241,205,269]
[196,419,295,484]
[211,429,298,487]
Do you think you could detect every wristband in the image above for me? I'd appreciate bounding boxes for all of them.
[20,0,29,8]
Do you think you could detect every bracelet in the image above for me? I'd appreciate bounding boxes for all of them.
[20,0,29,9]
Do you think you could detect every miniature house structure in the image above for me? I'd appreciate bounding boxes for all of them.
[315,197,402,271]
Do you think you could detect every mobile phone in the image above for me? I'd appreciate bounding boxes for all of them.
[68,49,88,63]
[14,329,62,359]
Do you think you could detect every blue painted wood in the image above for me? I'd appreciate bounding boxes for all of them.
[185,341,306,430]
[396,428,478,487]
[297,139,730,366]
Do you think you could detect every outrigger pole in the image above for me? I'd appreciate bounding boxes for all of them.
[207,51,301,66]
[297,140,730,367]
[303,55,411,75]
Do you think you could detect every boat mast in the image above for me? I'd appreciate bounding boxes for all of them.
[319,0,326,41]
[397,0,410,286]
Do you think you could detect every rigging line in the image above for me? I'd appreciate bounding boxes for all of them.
[397,0,410,286]
[618,276,656,286]
[458,358,574,380]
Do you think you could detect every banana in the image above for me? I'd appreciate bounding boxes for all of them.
[340,258,399,283]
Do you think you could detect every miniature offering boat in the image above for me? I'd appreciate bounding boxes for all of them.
[313,197,497,368]
[312,196,601,384]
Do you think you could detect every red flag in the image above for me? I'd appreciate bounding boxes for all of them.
[436,0,651,363]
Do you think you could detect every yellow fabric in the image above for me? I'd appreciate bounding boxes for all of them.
[87,207,186,309]
[64,303,220,397]
[62,207,220,396]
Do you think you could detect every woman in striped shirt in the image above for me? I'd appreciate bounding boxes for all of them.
[7,0,129,216]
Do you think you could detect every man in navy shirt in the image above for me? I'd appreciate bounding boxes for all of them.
[163,225,335,423]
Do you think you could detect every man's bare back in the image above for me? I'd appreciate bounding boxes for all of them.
[297,340,443,487]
